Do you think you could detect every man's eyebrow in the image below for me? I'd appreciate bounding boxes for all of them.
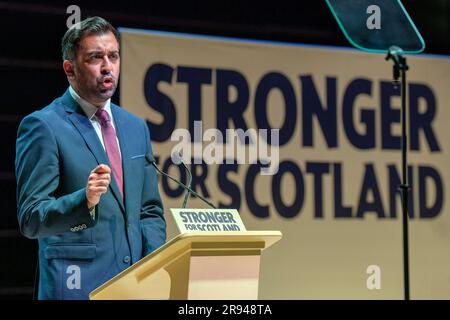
[86,49,119,55]
[86,50,103,55]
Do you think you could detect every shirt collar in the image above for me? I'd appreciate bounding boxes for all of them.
[69,86,111,121]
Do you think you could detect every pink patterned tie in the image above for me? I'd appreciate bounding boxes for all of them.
[95,108,123,199]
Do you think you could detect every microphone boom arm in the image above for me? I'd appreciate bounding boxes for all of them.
[150,160,217,209]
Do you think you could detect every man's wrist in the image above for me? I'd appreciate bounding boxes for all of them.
[89,206,96,220]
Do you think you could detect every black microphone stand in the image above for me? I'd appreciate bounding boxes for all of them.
[175,151,193,209]
[385,46,410,300]
[181,162,192,209]
[148,157,217,209]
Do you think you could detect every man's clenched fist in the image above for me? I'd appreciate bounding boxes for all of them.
[86,164,111,209]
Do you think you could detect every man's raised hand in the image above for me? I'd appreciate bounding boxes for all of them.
[86,164,111,209]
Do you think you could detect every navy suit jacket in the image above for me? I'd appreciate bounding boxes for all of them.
[15,89,166,300]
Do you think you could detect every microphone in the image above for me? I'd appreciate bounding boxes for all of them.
[171,150,192,208]
[146,154,217,209]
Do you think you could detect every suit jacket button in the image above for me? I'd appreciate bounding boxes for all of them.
[123,256,131,263]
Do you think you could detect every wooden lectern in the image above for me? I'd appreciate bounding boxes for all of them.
[89,231,282,300]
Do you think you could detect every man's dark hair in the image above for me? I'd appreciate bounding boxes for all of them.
[61,16,120,61]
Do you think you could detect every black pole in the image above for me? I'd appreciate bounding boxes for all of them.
[399,57,410,301]
[386,47,410,300]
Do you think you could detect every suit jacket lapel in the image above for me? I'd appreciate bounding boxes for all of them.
[60,89,125,213]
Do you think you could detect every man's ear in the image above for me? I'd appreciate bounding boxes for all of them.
[63,60,76,80]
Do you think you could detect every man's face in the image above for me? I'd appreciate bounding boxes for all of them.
[64,31,120,107]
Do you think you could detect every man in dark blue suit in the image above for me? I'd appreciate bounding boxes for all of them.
[15,16,166,300]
